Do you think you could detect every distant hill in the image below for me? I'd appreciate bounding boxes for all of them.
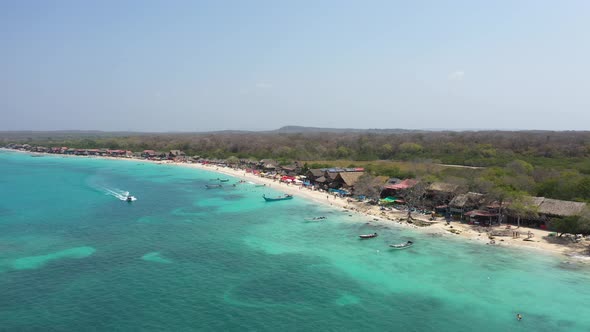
[273,126,421,134]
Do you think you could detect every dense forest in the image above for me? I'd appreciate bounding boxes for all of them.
[2,128,590,203]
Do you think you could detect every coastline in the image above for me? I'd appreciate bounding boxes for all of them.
[2,148,587,260]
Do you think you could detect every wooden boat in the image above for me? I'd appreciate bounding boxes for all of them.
[219,179,230,182]
[255,184,266,187]
[389,241,413,249]
[304,216,327,222]
[263,194,293,202]
[205,184,222,189]
[359,233,378,239]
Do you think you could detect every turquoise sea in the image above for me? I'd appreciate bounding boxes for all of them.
[1,150,589,331]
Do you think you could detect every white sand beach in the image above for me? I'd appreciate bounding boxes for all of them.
[3,148,587,260]
[179,161,588,259]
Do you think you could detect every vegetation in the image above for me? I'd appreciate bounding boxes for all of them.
[549,208,590,237]
[3,129,590,203]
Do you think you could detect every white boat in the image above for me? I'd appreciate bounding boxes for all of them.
[126,195,137,202]
[389,241,413,249]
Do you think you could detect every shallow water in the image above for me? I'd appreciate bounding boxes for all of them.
[1,151,589,331]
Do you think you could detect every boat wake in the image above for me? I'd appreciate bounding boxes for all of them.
[102,187,137,201]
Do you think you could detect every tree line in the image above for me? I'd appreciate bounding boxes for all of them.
[2,130,590,202]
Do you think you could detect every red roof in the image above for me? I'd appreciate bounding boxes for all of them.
[383,179,418,190]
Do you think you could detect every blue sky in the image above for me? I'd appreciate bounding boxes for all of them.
[1,1,589,131]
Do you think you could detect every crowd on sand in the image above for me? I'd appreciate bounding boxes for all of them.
[183,161,590,261]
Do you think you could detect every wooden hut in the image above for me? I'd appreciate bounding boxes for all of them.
[448,192,486,220]
[333,172,365,192]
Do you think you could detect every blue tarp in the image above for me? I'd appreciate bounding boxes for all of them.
[329,189,350,195]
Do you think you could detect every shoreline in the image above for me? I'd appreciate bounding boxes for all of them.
[3,148,588,261]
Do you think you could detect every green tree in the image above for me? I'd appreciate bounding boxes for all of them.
[506,193,538,227]
[399,142,423,154]
[549,206,590,237]
[399,180,428,221]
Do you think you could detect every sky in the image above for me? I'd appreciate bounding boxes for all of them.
[1,0,589,132]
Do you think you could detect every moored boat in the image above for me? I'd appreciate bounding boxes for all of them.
[389,241,413,249]
[219,179,230,182]
[263,194,294,202]
[206,184,222,189]
[304,216,327,221]
[359,233,378,239]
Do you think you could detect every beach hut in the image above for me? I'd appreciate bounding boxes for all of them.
[380,179,418,198]
[504,197,587,229]
[333,172,364,192]
[448,192,486,220]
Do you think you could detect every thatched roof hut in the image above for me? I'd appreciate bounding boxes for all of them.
[307,169,325,178]
[537,198,586,217]
[449,192,485,209]
[371,176,389,188]
[335,172,364,188]
[427,182,459,193]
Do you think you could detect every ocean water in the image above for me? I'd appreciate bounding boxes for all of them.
[1,151,589,331]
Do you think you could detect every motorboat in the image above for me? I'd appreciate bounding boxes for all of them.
[263,194,294,202]
[389,241,414,249]
[304,216,327,221]
[359,233,378,239]
[126,195,136,202]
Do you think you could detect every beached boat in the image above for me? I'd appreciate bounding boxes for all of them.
[263,194,293,202]
[359,233,378,239]
[206,184,222,189]
[389,241,413,249]
[304,216,327,221]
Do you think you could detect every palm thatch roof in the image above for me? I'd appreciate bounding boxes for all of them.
[371,176,389,187]
[449,192,485,208]
[315,176,327,183]
[337,172,364,187]
[307,169,325,177]
[537,198,586,217]
[505,196,585,217]
[427,182,459,193]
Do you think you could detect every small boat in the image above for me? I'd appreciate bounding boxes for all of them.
[255,184,267,187]
[263,194,294,202]
[389,241,413,249]
[219,179,230,182]
[206,184,222,189]
[359,233,378,239]
[126,195,136,202]
[304,216,327,221]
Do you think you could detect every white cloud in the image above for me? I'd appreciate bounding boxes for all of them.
[448,70,465,81]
